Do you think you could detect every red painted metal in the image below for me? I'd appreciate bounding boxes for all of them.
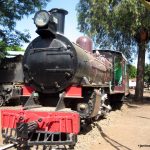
[114,79,125,92]
[1,109,80,135]
[65,86,82,98]
[22,86,34,96]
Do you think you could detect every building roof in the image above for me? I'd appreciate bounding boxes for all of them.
[6,51,24,58]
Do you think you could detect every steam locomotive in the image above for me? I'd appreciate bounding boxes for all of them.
[1,8,128,149]
[0,51,24,106]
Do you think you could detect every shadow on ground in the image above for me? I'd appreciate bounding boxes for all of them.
[126,92,150,106]
[95,123,132,150]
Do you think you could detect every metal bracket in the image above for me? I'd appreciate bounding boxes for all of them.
[81,77,90,85]
[55,92,66,111]
[23,92,41,110]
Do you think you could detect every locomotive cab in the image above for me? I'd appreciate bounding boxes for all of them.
[93,50,128,93]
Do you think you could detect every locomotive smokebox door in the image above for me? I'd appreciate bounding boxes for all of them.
[23,35,77,93]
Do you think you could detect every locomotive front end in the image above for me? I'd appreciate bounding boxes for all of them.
[1,9,81,148]
[23,9,77,93]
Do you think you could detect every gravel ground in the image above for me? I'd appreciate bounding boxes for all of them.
[0,90,150,150]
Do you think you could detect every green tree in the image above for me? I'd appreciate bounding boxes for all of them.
[128,64,137,79]
[0,41,24,51]
[0,0,50,52]
[76,0,150,101]
[144,64,150,85]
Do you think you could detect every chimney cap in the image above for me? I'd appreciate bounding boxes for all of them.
[50,8,68,15]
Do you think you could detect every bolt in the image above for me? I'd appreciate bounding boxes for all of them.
[38,118,42,122]
[67,45,71,49]
[19,116,24,120]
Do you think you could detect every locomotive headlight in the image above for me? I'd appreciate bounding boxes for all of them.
[34,10,50,27]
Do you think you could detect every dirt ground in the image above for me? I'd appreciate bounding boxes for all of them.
[76,103,150,150]
[0,89,150,150]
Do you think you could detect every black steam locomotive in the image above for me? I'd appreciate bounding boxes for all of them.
[0,51,24,106]
[1,8,128,149]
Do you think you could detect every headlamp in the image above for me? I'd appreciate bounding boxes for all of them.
[34,10,50,27]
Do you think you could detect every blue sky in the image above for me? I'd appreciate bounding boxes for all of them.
[16,0,82,48]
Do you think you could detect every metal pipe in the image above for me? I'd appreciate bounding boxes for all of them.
[0,144,16,150]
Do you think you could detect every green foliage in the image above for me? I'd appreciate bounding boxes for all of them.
[127,64,137,79]
[144,64,150,83]
[0,0,50,51]
[0,41,24,51]
[76,0,150,59]
[0,40,24,59]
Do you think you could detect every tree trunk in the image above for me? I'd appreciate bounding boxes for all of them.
[135,43,146,102]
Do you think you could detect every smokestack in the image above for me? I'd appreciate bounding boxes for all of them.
[50,8,68,34]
